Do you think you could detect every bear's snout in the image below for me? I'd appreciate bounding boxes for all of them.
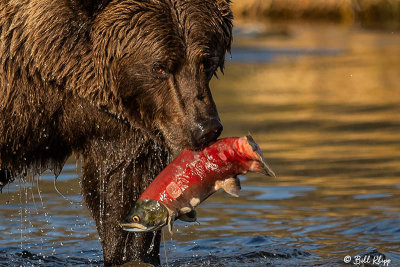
[192,119,223,148]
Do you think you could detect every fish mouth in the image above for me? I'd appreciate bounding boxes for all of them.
[258,158,276,177]
[120,222,149,232]
[120,220,168,232]
[120,222,166,232]
[122,223,167,232]
[246,135,276,177]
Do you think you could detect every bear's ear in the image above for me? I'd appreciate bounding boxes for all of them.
[216,0,232,17]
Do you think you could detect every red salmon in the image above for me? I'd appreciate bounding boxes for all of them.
[121,135,275,233]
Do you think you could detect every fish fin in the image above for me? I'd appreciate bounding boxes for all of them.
[221,177,241,197]
[178,210,197,222]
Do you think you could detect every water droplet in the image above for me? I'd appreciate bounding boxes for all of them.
[147,231,157,254]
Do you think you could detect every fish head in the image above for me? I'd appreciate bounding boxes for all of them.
[236,135,276,177]
[120,199,169,232]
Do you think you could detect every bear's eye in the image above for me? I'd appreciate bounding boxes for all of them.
[203,58,217,72]
[203,57,219,80]
[154,67,166,75]
[152,63,169,78]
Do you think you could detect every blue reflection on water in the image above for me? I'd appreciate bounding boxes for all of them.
[230,47,343,63]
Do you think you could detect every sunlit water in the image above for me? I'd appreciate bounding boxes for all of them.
[1,25,399,266]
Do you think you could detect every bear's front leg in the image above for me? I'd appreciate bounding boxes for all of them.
[81,136,170,266]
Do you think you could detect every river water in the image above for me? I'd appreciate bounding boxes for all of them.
[0,25,399,266]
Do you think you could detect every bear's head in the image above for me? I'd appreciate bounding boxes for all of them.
[91,0,233,151]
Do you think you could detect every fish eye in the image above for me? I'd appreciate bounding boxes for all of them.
[132,216,140,223]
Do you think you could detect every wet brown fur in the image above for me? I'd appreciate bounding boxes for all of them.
[0,0,232,265]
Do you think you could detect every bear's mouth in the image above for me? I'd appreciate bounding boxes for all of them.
[158,130,194,154]
[155,116,222,153]
[165,134,220,154]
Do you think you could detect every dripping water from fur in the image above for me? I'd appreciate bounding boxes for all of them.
[53,172,79,205]
[123,233,130,261]
[162,229,169,267]
[35,174,46,253]
[52,161,79,205]
[99,161,104,227]
[53,163,64,198]
[147,231,157,254]
[18,177,23,250]
[29,175,39,215]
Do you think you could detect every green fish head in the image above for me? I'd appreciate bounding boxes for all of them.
[120,199,169,232]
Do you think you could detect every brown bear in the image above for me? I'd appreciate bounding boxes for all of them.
[0,0,233,265]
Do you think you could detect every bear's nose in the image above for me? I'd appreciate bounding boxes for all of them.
[192,119,223,148]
